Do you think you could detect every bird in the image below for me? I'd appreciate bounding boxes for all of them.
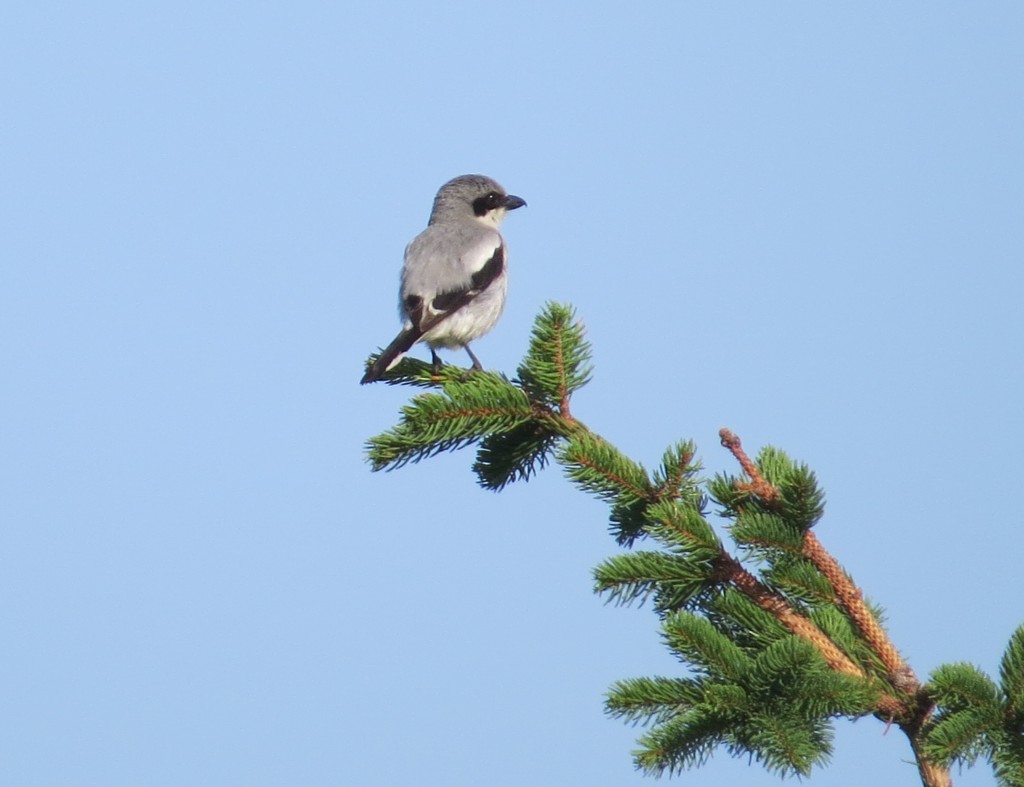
[360,174,526,384]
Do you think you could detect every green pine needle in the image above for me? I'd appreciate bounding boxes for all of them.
[747,636,824,694]
[734,711,832,777]
[763,558,836,605]
[731,511,805,555]
[755,446,796,486]
[708,449,826,534]
[926,709,1000,766]
[472,423,560,490]
[707,588,789,649]
[605,675,707,726]
[661,611,750,681]
[559,433,654,543]
[515,301,593,409]
[806,606,885,676]
[557,429,651,503]
[594,551,711,609]
[632,710,730,776]
[778,465,827,531]
[930,663,1001,709]
[992,731,1024,787]
[923,661,1006,768]
[366,373,535,471]
[643,500,722,557]
[794,670,879,717]
[652,441,703,502]
[1000,624,1024,718]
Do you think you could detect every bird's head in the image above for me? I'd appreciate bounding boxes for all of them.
[429,174,526,228]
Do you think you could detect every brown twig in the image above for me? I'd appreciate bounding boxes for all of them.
[710,552,909,720]
[714,552,860,676]
[719,428,779,502]
[802,531,912,683]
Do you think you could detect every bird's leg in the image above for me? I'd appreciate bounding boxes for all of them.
[463,344,484,372]
[430,348,444,375]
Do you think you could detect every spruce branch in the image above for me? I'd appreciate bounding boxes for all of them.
[362,304,1022,786]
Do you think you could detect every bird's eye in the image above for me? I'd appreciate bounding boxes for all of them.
[473,192,504,216]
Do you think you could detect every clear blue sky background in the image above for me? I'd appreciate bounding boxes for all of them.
[2,3,1021,785]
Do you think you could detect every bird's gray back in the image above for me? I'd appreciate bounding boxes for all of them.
[400,221,504,303]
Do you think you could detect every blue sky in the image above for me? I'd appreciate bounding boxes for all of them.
[2,3,1022,785]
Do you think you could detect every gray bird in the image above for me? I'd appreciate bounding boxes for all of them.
[360,174,526,384]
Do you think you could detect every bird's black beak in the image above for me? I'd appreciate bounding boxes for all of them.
[504,194,526,210]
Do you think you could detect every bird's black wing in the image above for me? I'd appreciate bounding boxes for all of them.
[420,244,505,328]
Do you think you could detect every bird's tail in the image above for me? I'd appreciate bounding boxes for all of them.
[360,326,423,384]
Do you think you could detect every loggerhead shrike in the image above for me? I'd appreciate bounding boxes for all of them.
[360,174,526,384]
